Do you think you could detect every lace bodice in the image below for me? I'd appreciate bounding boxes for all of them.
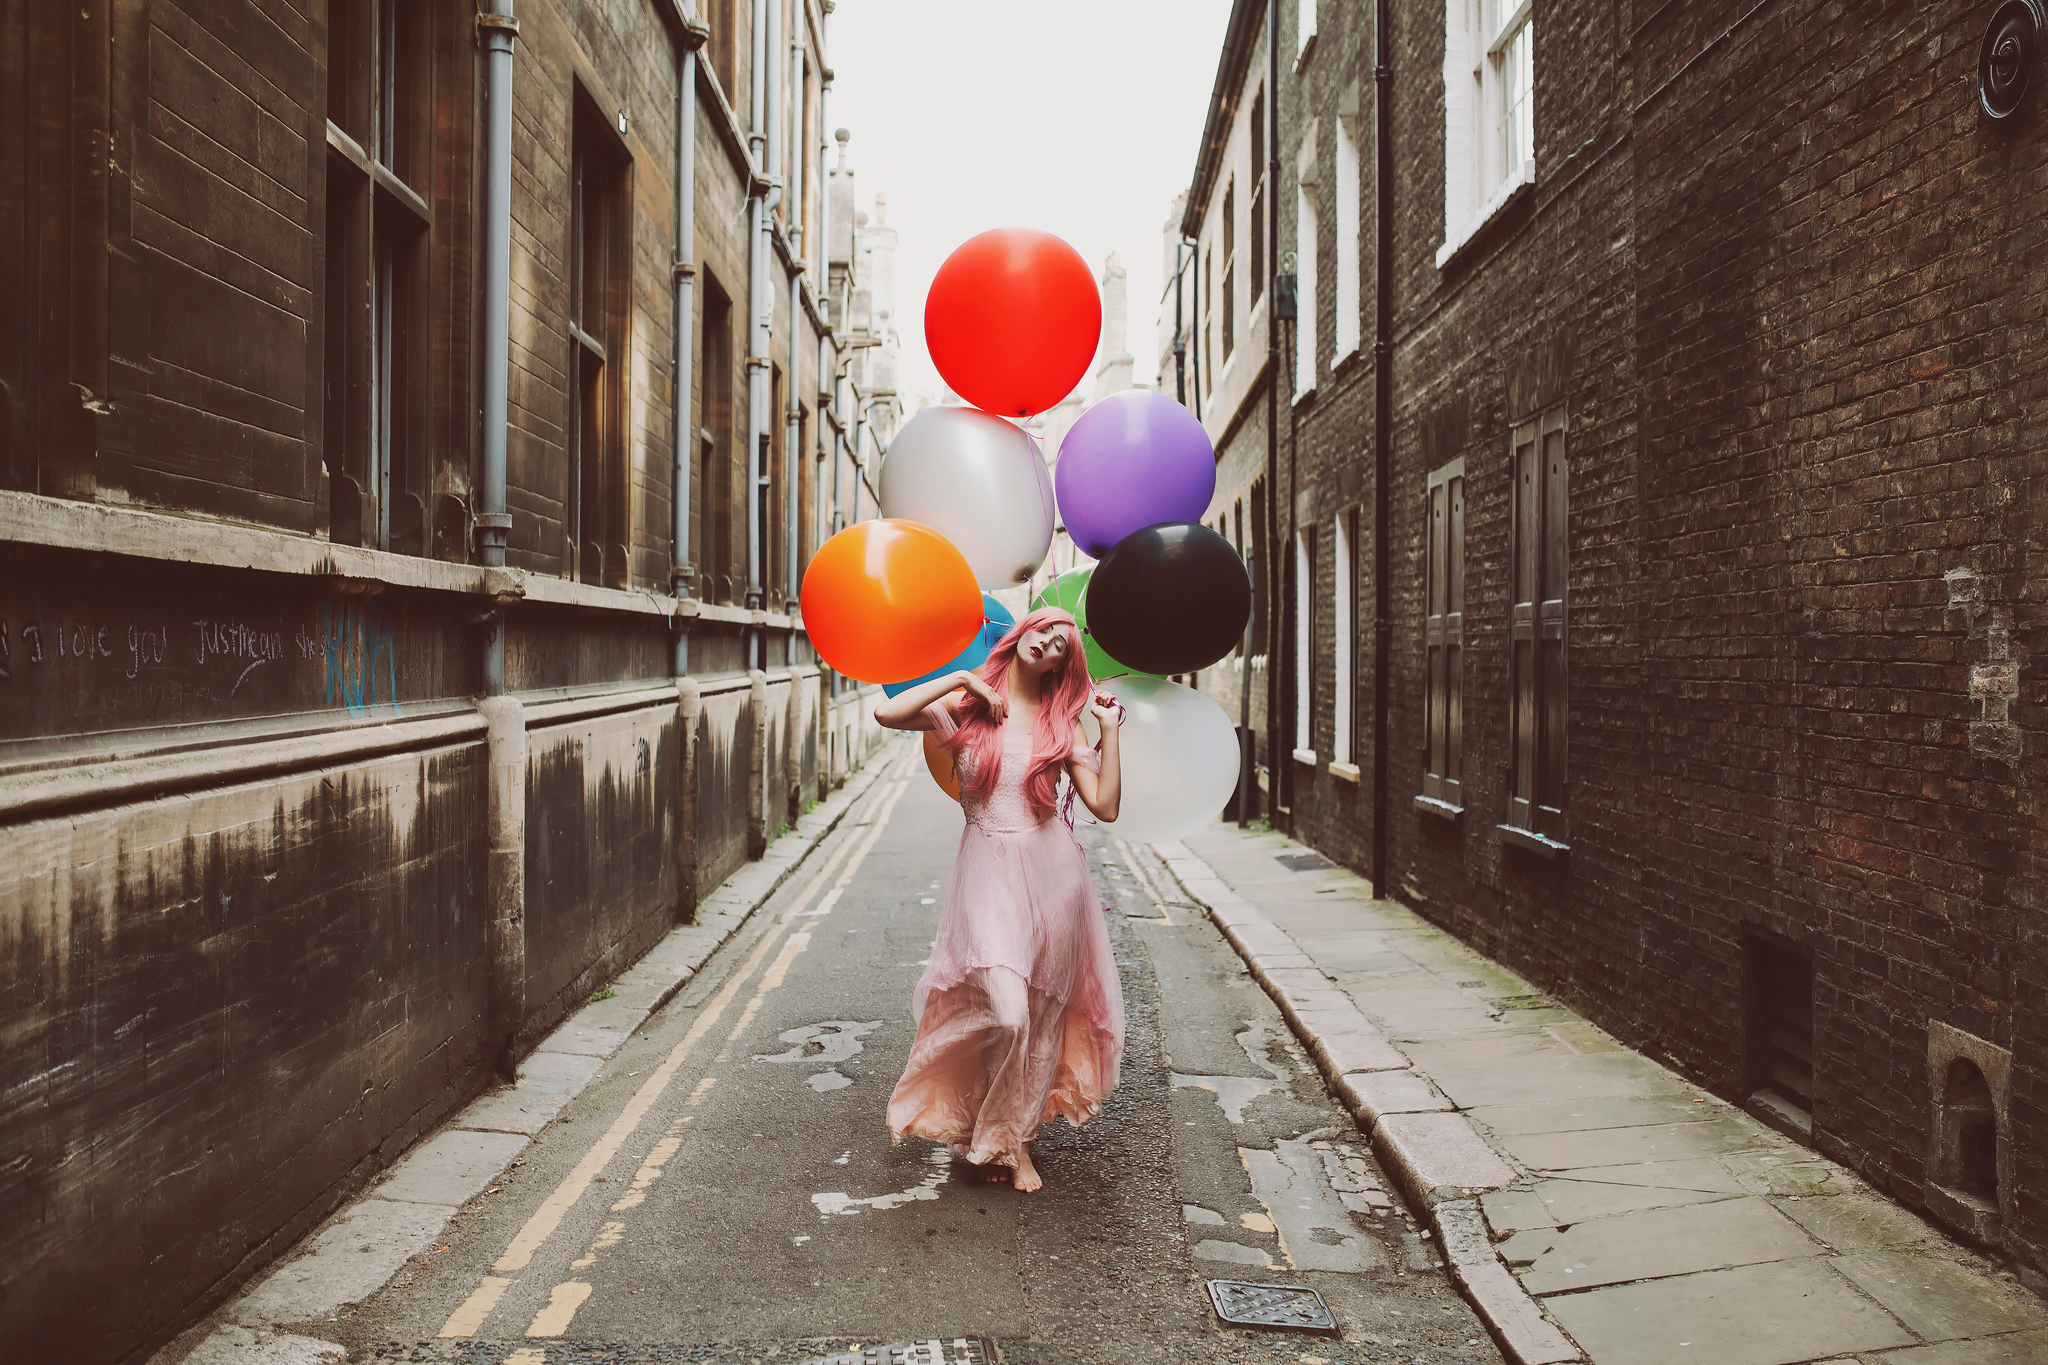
[925,701,1100,835]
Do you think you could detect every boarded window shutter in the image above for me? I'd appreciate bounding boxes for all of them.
[1508,419,1539,833]
[1536,411,1568,838]
[1423,460,1464,805]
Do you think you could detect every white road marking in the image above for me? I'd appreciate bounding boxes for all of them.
[811,1146,954,1219]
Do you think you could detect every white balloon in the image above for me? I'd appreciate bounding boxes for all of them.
[1092,676,1242,844]
[879,406,1055,589]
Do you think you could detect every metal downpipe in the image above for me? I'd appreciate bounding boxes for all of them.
[1262,0,1281,825]
[1370,0,1394,896]
[672,18,704,675]
[744,0,771,664]
[478,3,518,696]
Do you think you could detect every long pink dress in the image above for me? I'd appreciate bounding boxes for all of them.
[886,701,1126,1171]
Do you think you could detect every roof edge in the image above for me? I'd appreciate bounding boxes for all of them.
[1180,0,1268,240]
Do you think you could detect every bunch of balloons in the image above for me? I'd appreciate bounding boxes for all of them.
[798,227,1253,841]
[801,229,1096,687]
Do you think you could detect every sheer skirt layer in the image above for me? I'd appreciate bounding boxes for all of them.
[887,816,1124,1171]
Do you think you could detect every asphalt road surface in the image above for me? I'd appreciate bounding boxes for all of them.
[335,742,1503,1365]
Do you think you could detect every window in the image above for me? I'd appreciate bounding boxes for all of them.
[1421,459,1465,811]
[1440,0,1536,267]
[324,0,430,553]
[1293,182,1317,396]
[1333,510,1356,765]
[1203,246,1215,384]
[1294,526,1316,762]
[701,274,735,604]
[1299,0,1318,57]
[1221,179,1236,361]
[569,100,631,587]
[1249,90,1265,305]
[1334,117,1361,362]
[1506,408,1566,843]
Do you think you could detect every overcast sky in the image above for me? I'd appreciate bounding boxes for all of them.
[826,0,1234,403]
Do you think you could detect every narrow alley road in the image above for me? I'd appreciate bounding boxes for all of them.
[325,744,1502,1364]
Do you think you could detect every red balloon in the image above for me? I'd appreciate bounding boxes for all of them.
[925,229,1101,418]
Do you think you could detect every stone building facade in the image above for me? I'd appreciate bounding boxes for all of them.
[1183,0,2048,1285]
[0,1,895,1359]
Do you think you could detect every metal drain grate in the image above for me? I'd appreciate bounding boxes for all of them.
[1273,852,1337,872]
[1206,1279,1340,1335]
[798,1340,995,1365]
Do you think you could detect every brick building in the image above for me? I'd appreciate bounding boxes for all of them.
[0,1,896,1359]
[1181,0,2048,1286]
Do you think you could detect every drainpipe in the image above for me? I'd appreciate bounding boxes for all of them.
[1263,0,1282,823]
[1369,0,1394,895]
[745,0,771,663]
[785,34,804,605]
[673,10,706,672]
[477,4,523,1078]
[477,4,518,692]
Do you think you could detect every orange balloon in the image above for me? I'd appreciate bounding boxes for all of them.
[800,519,982,683]
[922,729,962,803]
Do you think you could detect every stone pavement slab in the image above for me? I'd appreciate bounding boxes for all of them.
[1161,822,2048,1365]
[1829,1250,2047,1342]
[1542,1258,1917,1365]
[1874,1330,2048,1363]
[1520,1196,1820,1294]
[372,1129,528,1206]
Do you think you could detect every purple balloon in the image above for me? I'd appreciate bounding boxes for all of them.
[1054,390,1217,558]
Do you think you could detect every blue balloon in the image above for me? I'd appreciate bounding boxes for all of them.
[882,595,1016,697]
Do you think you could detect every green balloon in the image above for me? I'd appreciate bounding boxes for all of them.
[1030,567,1162,683]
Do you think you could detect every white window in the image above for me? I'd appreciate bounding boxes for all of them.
[1439,0,1535,268]
[1299,0,1317,58]
[1333,511,1354,764]
[1334,117,1360,362]
[1294,527,1316,762]
[1294,182,1317,397]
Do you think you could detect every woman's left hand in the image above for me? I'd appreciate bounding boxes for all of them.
[1087,689,1124,731]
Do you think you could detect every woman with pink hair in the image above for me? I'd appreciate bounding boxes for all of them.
[871,606,1125,1191]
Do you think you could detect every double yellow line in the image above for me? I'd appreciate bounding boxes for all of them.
[438,760,919,1344]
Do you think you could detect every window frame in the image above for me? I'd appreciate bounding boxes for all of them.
[567,95,633,588]
[1503,407,1567,849]
[1293,180,1317,398]
[1437,0,1537,270]
[1334,116,1361,363]
[323,0,432,554]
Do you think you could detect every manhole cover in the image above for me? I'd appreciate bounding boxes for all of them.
[799,1341,995,1365]
[1206,1279,1339,1336]
[1274,852,1336,872]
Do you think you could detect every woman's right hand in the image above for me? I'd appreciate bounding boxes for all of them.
[964,670,1008,724]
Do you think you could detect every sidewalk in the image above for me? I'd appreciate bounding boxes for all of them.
[1155,824,2048,1365]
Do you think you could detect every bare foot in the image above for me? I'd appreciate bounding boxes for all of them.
[961,1161,1012,1184]
[1010,1148,1042,1193]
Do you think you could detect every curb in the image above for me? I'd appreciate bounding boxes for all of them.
[164,743,909,1365]
[1150,839,1583,1365]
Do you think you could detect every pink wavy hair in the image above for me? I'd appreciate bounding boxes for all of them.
[945,606,1095,816]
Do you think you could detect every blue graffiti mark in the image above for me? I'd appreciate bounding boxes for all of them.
[321,597,404,716]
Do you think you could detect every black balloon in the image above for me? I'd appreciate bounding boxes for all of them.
[1086,521,1252,676]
